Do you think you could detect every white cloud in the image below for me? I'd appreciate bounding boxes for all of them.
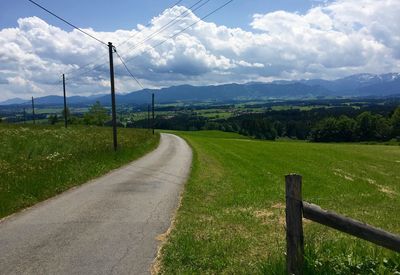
[0,0,399,101]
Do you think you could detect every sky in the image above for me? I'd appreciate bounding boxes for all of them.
[0,1,326,32]
[0,0,399,101]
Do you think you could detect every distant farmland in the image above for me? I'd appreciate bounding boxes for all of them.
[0,124,159,218]
[159,131,400,274]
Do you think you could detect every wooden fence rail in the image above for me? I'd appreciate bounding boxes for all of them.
[285,174,400,275]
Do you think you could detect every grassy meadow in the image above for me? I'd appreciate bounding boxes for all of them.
[159,131,400,274]
[0,124,159,219]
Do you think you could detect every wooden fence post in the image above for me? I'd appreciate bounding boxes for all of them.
[285,174,304,275]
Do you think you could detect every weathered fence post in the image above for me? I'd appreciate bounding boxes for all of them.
[285,174,304,275]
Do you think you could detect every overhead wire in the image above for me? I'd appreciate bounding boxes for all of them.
[67,59,109,81]
[65,0,189,80]
[120,0,234,66]
[117,0,185,48]
[29,0,233,93]
[115,50,144,89]
[118,0,207,53]
[27,0,108,47]
[112,0,234,91]
[65,58,108,80]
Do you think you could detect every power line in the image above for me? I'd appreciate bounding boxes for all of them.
[115,50,144,89]
[117,0,185,48]
[66,58,106,79]
[122,0,209,55]
[121,0,234,66]
[62,0,233,85]
[67,0,201,80]
[67,57,109,80]
[156,0,234,47]
[27,0,108,47]
[65,0,186,80]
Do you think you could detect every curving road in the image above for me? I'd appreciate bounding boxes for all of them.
[0,133,192,275]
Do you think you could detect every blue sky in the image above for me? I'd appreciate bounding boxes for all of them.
[1,0,327,32]
[0,0,399,101]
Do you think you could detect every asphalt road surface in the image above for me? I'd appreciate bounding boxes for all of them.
[0,133,192,275]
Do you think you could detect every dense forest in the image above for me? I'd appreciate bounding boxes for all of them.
[135,103,400,142]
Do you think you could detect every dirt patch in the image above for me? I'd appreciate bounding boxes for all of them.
[253,209,275,225]
[253,209,285,226]
[254,210,274,218]
[366,178,376,184]
[252,207,310,226]
[199,214,214,222]
[378,185,397,197]
[333,168,355,181]
[271,202,285,209]
[364,178,397,197]
[223,206,254,215]
[151,190,185,274]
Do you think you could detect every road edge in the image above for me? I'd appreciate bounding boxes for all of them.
[150,133,194,275]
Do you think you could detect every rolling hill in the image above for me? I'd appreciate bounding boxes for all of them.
[2,73,399,106]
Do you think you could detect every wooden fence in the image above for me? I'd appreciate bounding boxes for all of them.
[285,174,400,275]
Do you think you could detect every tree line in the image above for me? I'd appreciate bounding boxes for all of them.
[139,104,400,142]
[47,101,115,126]
[6,99,399,143]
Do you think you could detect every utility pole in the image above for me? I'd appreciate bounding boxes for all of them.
[108,42,118,151]
[63,74,68,128]
[31,96,35,124]
[152,93,155,135]
[147,104,150,130]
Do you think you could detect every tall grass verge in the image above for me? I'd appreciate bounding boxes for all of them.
[0,124,159,218]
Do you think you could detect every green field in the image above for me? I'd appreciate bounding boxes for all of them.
[0,124,159,219]
[159,131,400,274]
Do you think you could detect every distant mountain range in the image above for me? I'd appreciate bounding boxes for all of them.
[2,73,400,106]
[0,98,30,105]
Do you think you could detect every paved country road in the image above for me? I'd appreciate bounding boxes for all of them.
[0,133,192,275]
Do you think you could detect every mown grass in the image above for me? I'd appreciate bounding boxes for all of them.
[160,130,400,274]
[0,124,159,219]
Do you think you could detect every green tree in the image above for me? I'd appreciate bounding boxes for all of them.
[376,116,392,140]
[311,116,356,142]
[311,117,337,142]
[273,121,285,137]
[356,112,377,141]
[391,106,400,137]
[356,112,391,141]
[61,107,71,120]
[336,115,357,141]
[83,101,109,126]
[48,114,59,125]
[69,115,82,125]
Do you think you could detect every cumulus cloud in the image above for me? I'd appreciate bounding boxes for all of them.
[0,0,399,101]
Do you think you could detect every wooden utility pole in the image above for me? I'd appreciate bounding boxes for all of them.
[62,74,68,128]
[108,42,118,151]
[152,93,155,135]
[31,96,36,124]
[147,104,150,130]
[285,174,304,275]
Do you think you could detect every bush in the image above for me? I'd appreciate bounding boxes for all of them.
[83,101,109,126]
